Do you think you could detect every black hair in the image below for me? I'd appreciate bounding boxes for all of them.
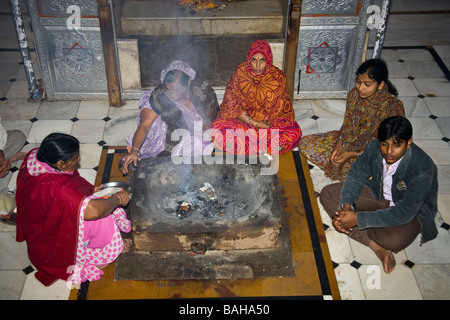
[356,59,398,96]
[36,133,80,167]
[378,116,413,143]
[163,69,190,88]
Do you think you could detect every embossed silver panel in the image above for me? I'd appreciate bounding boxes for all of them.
[27,0,108,101]
[302,0,358,15]
[295,0,371,99]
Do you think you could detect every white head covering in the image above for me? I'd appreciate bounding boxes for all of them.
[160,60,196,84]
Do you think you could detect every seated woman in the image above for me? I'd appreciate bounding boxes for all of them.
[121,60,219,175]
[298,59,405,181]
[211,40,301,155]
[16,133,131,287]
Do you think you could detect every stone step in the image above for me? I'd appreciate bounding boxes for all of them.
[121,0,284,36]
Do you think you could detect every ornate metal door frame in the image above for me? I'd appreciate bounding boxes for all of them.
[26,0,109,101]
[293,0,371,99]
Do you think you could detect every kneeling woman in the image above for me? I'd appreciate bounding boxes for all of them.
[16,133,131,286]
[212,40,301,155]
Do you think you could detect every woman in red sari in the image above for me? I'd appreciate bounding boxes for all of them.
[16,133,131,286]
[212,40,301,155]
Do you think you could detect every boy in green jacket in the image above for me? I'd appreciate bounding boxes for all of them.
[320,116,438,273]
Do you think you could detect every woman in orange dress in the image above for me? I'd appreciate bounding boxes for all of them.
[212,40,301,155]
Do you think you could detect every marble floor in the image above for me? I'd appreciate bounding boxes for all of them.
[1,1,450,300]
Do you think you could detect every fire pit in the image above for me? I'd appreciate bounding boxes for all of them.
[130,156,284,252]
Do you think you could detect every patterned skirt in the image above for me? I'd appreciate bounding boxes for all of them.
[298,130,355,182]
[211,118,301,155]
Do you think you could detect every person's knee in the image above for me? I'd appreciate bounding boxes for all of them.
[320,183,342,216]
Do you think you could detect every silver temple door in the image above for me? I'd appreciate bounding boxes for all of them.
[26,0,108,101]
[294,0,371,99]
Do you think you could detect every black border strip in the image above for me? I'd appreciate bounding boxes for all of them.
[292,151,332,296]
[428,47,450,82]
[101,149,114,184]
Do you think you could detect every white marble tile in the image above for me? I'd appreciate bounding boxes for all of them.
[0,232,30,270]
[396,49,433,62]
[311,100,346,118]
[0,63,22,80]
[316,117,342,133]
[121,99,141,110]
[296,116,319,137]
[349,237,407,266]
[385,61,409,79]
[399,96,430,117]
[78,168,98,185]
[412,264,450,300]
[414,139,450,166]
[379,49,400,62]
[5,80,30,99]
[0,80,11,97]
[403,60,444,79]
[0,270,27,300]
[20,271,71,300]
[317,197,332,227]
[390,78,419,97]
[437,165,450,194]
[104,109,138,146]
[36,101,79,120]
[358,264,422,300]
[413,78,450,97]
[293,104,314,122]
[437,193,450,224]
[424,97,450,117]
[27,120,73,145]
[293,99,312,110]
[77,100,110,119]
[433,45,450,59]
[0,98,40,120]
[333,264,366,300]
[409,117,443,140]
[0,51,22,64]
[1,119,32,138]
[309,166,335,193]
[71,119,105,144]
[435,117,450,138]
[6,170,18,192]
[79,143,103,169]
[324,229,354,264]
[404,218,450,264]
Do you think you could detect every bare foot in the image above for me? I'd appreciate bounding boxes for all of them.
[122,238,133,253]
[369,240,396,274]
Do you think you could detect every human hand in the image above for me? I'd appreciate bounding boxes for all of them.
[331,151,354,166]
[335,208,357,231]
[121,152,139,175]
[330,140,343,165]
[252,120,271,129]
[0,159,11,178]
[94,184,103,193]
[115,190,130,206]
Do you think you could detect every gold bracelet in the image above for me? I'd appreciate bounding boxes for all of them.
[131,146,140,154]
[113,193,122,205]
